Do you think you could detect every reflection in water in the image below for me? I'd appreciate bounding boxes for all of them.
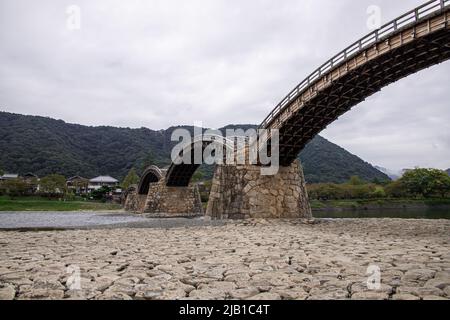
[313,208,450,219]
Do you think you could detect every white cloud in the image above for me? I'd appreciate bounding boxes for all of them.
[0,0,448,170]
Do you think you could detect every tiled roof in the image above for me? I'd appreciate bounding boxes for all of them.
[89,176,119,183]
[0,174,19,179]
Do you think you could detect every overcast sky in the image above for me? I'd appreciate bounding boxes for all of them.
[0,0,449,171]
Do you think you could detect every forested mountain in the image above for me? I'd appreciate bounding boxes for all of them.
[0,111,390,183]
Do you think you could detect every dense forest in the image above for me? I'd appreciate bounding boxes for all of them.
[0,112,390,183]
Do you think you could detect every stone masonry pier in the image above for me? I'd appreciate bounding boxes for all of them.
[125,159,312,219]
[206,160,311,219]
[124,175,203,218]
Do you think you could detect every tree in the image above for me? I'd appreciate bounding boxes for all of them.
[0,178,27,197]
[371,177,390,186]
[91,186,112,201]
[400,168,450,198]
[139,151,156,173]
[122,168,140,190]
[385,180,409,198]
[370,186,386,198]
[40,174,67,195]
[192,170,204,183]
[348,176,364,186]
[0,168,3,176]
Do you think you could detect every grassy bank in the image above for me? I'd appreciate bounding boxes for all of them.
[0,196,121,211]
[310,198,450,211]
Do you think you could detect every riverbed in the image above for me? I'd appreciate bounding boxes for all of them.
[0,218,449,300]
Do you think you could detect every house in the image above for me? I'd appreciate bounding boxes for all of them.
[23,173,39,182]
[88,176,119,191]
[67,176,89,194]
[0,173,40,193]
[0,173,19,181]
[23,173,40,192]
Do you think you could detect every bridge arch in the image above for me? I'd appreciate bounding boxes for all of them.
[166,134,237,187]
[260,0,450,166]
[138,165,164,195]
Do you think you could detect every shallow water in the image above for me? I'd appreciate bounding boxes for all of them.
[313,207,450,219]
[0,211,221,230]
[0,211,147,229]
[1,208,449,230]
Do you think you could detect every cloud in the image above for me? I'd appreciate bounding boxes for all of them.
[0,0,448,171]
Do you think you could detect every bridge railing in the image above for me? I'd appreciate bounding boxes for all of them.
[259,0,449,129]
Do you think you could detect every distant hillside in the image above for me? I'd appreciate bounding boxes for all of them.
[374,165,401,180]
[299,136,390,183]
[0,111,390,183]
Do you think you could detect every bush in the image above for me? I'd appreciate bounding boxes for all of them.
[370,186,386,198]
[91,186,112,201]
[308,182,382,200]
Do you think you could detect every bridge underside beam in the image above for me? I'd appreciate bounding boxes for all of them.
[275,27,450,166]
[166,164,201,187]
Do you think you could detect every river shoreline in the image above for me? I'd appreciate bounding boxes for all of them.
[310,199,450,212]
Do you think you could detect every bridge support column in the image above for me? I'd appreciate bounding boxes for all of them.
[124,193,147,213]
[143,181,203,217]
[206,160,312,219]
[125,180,203,217]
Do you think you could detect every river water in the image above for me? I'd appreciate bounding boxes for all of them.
[313,207,450,219]
[0,211,225,230]
[0,208,448,230]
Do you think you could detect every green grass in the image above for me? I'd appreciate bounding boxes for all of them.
[0,196,121,211]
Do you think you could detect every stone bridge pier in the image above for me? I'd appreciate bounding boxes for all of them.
[206,160,311,219]
[124,166,203,217]
[125,162,312,219]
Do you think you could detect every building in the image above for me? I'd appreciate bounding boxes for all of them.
[22,173,40,193]
[0,173,39,194]
[88,176,119,191]
[0,173,19,181]
[23,173,38,182]
[67,176,89,194]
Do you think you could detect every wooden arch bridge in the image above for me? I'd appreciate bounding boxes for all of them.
[127,1,450,218]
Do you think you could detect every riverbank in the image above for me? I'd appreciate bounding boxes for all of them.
[310,198,450,211]
[0,218,448,300]
[0,196,121,211]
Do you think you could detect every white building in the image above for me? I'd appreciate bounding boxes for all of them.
[88,176,119,191]
[0,173,19,181]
